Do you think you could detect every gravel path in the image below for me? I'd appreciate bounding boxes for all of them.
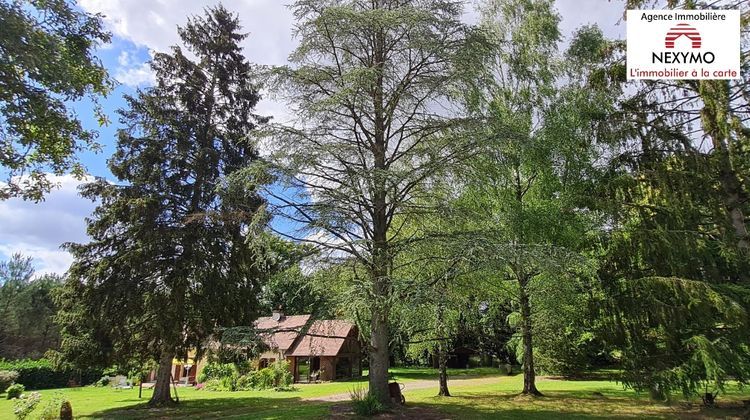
[304,375,504,402]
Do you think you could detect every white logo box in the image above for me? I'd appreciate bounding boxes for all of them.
[627,10,741,80]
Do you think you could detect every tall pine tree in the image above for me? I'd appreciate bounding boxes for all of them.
[57,5,269,405]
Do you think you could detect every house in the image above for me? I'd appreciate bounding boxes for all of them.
[255,309,362,382]
[153,310,362,385]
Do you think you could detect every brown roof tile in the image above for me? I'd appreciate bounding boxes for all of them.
[287,320,355,357]
[254,314,311,352]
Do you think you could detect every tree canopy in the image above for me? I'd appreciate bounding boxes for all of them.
[0,0,112,201]
[56,5,274,405]
[7,0,749,409]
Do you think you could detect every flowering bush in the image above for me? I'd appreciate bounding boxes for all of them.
[0,370,19,391]
[12,391,40,419]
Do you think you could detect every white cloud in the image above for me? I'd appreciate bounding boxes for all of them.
[80,1,296,111]
[117,50,131,66]
[0,244,75,277]
[81,0,624,127]
[79,0,624,64]
[112,49,157,87]
[78,0,296,65]
[557,0,625,41]
[0,174,97,276]
[115,60,156,87]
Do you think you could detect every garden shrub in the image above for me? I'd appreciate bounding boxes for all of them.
[236,374,253,390]
[0,370,19,390]
[197,362,236,383]
[350,386,384,416]
[220,371,239,392]
[6,383,25,399]
[270,361,293,390]
[0,359,100,389]
[95,376,111,387]
[253,367,275,390]
[235,360,253,375]
[12,391,40,419]
[202,379,227,391]
[201,360,293,392]
[248,361,293,390]
[39,393,68,420]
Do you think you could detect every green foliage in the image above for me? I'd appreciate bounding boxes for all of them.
[236,374,253,390]
[201,379,226,392]
[603,277,750,399]
[349,386,385,416]
[240,360,292,391]
[252,367,275,390]
[56,5,275,404]
[197,363,237,384]
[263,0,490,401]
[94,376,110,387]
[214,327,268,366]
[11,391,39,419]
[39,392,68,420]
[0,359,99,390]
[0,0,112,201]
[450,0,601,395]
[5,384,24,399]
[200,361,293,392]
[220,372,240,392]
[530,274,607,376]
[0,371,18,391]
[0,273,64,359]
[0,254,64,360]
[0,254,34,286]
[268,361,294,390]
[262,265,332,318]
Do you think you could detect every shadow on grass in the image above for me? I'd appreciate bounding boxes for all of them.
[406,391,750,420]
[88,395,332,419]
[541,372,618,382]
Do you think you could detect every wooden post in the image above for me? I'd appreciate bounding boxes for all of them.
[171,374,180,403]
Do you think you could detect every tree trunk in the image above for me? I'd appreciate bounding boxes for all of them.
[437,345,450,397]
[149,351,176,406]
[366,0,393,405]
[519,284,542,396]
[369,305,390,404]
[436,300,450,396]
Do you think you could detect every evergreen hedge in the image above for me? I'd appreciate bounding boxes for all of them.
[0,359,100,390]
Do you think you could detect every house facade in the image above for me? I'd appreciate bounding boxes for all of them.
[154,310,361,385]
[145,351,205,385]
[255,310,362,382]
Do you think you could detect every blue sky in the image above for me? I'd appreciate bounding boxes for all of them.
[0,0,625,276]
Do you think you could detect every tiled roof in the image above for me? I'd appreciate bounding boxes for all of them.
[254,314,311,352]
[287,319,355,357]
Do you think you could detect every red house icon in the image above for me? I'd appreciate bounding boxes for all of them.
[665,23,701,49]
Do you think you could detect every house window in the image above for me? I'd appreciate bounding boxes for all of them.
[296,357,320,382]
[297,357,310,382]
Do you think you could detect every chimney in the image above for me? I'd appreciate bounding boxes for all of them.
[271,306,284,322]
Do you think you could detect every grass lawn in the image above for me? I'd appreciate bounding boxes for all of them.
[0,368,748,419]
[406,374,750,419]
